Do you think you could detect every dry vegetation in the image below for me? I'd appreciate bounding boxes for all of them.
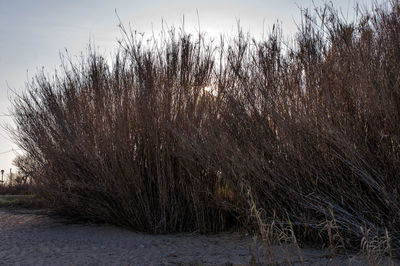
[10,0,400,258]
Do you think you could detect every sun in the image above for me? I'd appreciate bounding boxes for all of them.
[203,86,218,97]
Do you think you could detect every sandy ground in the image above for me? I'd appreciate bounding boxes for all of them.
[0,208,387,265]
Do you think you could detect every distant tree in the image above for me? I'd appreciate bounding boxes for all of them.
[12,154,37,185]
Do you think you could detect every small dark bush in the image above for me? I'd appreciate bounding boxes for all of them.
[0,183,36,195]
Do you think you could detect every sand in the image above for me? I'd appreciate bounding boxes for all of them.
[0,208,386,265]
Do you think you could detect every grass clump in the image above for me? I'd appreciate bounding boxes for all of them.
[10,0,400,257]
[0,194,45,209]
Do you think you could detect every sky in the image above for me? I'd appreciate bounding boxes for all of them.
[0,0,382,175]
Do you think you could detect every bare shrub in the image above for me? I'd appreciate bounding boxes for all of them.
[10,0,400,257]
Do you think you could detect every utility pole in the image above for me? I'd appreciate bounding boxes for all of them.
[0,169,3,183]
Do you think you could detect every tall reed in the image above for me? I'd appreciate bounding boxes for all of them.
[11,0,400,254]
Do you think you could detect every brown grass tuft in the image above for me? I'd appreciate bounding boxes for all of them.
[10,0,400,257]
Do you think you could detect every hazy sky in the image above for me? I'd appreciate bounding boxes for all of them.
[0,0,380,173]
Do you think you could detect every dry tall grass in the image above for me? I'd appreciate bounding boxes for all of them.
[11,0,400,255]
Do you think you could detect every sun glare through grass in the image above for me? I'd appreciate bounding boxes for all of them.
[202,85,218,96]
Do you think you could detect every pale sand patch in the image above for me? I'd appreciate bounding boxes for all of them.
[0,208,386,265]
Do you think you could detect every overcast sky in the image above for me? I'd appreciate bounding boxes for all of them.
[0,0,381,174]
